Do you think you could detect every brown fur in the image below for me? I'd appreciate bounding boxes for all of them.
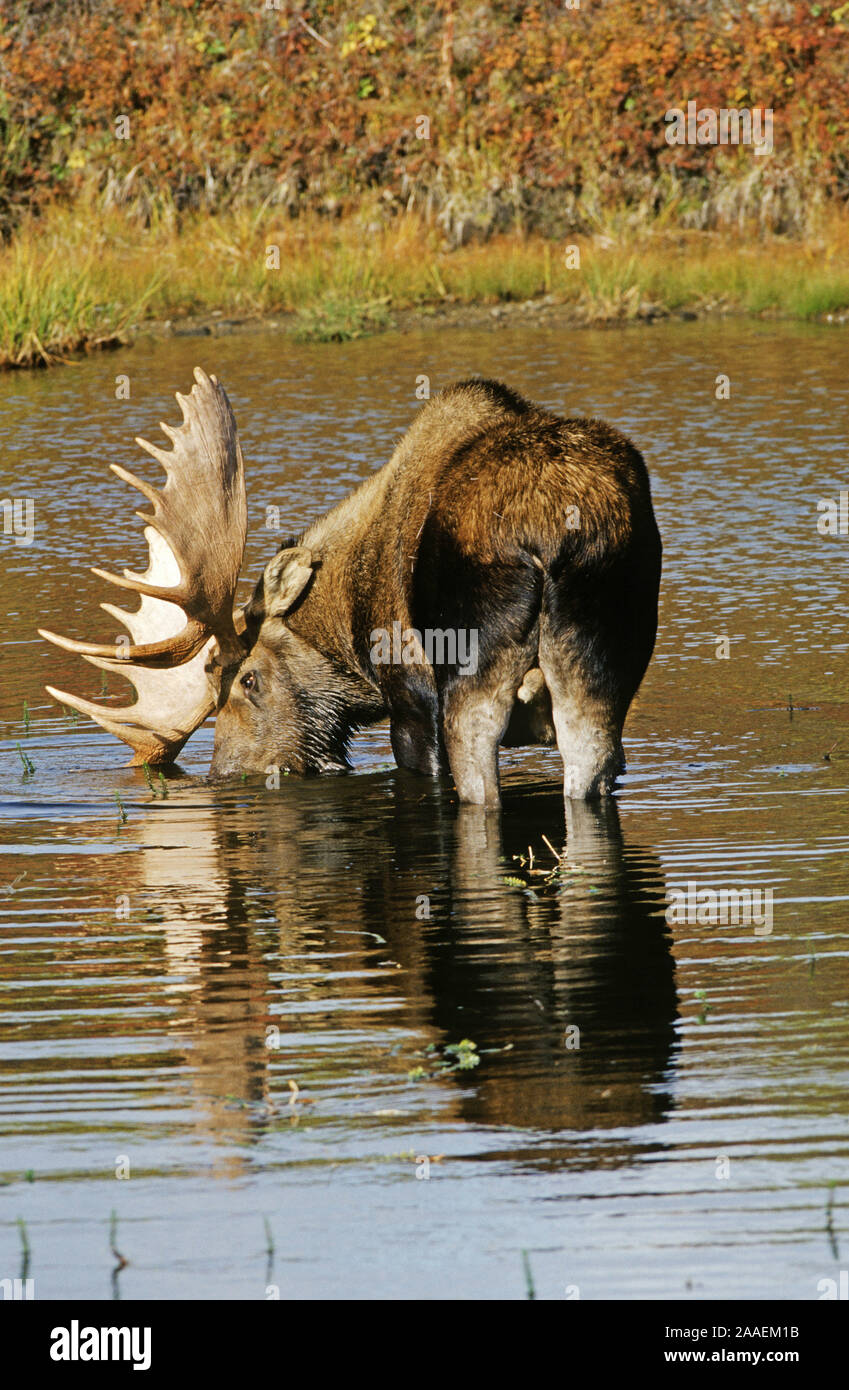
[210,379,662,805]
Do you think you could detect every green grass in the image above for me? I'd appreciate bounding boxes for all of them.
[293,293,393,342]
[15,743,34,776]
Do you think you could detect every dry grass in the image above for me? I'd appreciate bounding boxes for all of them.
[2,199,848,368]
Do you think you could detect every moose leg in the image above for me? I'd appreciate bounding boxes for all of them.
[387,676,446,776]
[441,672,518,806]
[538,632,624,800]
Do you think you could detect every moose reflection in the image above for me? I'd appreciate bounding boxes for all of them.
[113,777,677,1158]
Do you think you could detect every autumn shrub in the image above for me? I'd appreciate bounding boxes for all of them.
[1,0,847,240]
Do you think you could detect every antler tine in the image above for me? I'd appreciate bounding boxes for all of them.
[45,654,215,765]
[134,435,173,469]
[38,619,208,667]
[109,462,160,507]
[40,368,248,764]
[88,564,190,606]
[44,683,191,741]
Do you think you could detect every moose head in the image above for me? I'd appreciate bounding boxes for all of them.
[41,368,383,778]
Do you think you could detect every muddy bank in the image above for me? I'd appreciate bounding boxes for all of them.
[118,294,849,354]
[6,286,846,375]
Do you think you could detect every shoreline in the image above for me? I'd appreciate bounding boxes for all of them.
[10,292,848,374]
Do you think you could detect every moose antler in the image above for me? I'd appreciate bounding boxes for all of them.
[40,367,247,765]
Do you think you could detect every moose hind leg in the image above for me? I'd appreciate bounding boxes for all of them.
[538,640,624,800]
[441,673,517,807]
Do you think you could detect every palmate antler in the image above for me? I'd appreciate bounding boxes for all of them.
[40,367,247,765]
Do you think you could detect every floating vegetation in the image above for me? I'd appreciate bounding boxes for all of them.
[408,1037,512,1081]
[504,835,593,896]
[17,1216,30,1282]
[140,762,169,799]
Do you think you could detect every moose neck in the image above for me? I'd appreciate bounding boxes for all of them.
[287,466,404,686]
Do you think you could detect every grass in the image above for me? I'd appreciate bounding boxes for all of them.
[825,1183,839,1259]
[2,198,849,368]
[15,743,34,776]
[293,292,393,342]
[0,225,157,367]
[110,1209,128,1271]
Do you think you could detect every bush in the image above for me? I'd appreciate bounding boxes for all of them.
[1,1,847,239]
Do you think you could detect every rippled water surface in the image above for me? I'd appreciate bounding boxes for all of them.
[1,319,848,1299]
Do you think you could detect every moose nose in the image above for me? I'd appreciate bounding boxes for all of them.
[208,747,243,779]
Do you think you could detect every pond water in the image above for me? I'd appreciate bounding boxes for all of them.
[1,317,848,1300]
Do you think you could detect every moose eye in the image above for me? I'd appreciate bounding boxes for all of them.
[240,671,258,694]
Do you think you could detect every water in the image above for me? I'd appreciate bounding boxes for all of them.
[1,318,848,1299]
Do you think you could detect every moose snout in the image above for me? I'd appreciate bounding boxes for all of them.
[208,716,261,779]
[208,751,244,779]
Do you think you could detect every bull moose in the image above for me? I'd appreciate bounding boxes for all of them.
[41,367,661,805]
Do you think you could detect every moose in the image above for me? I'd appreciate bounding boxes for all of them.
[41,367,661,806]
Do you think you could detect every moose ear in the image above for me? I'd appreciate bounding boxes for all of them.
[262,546,317,618]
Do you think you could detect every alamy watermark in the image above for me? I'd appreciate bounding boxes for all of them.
[665,101,773,156]
[666,881,773,936]
[818,1271,849,1300]
[370,621,479,676]
[1,497,34,547]
[1,1277,34,1300]
[816,490,849,535]
[50,1321,151,1371]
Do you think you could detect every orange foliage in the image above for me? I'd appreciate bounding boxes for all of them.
[0,1,846,234]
